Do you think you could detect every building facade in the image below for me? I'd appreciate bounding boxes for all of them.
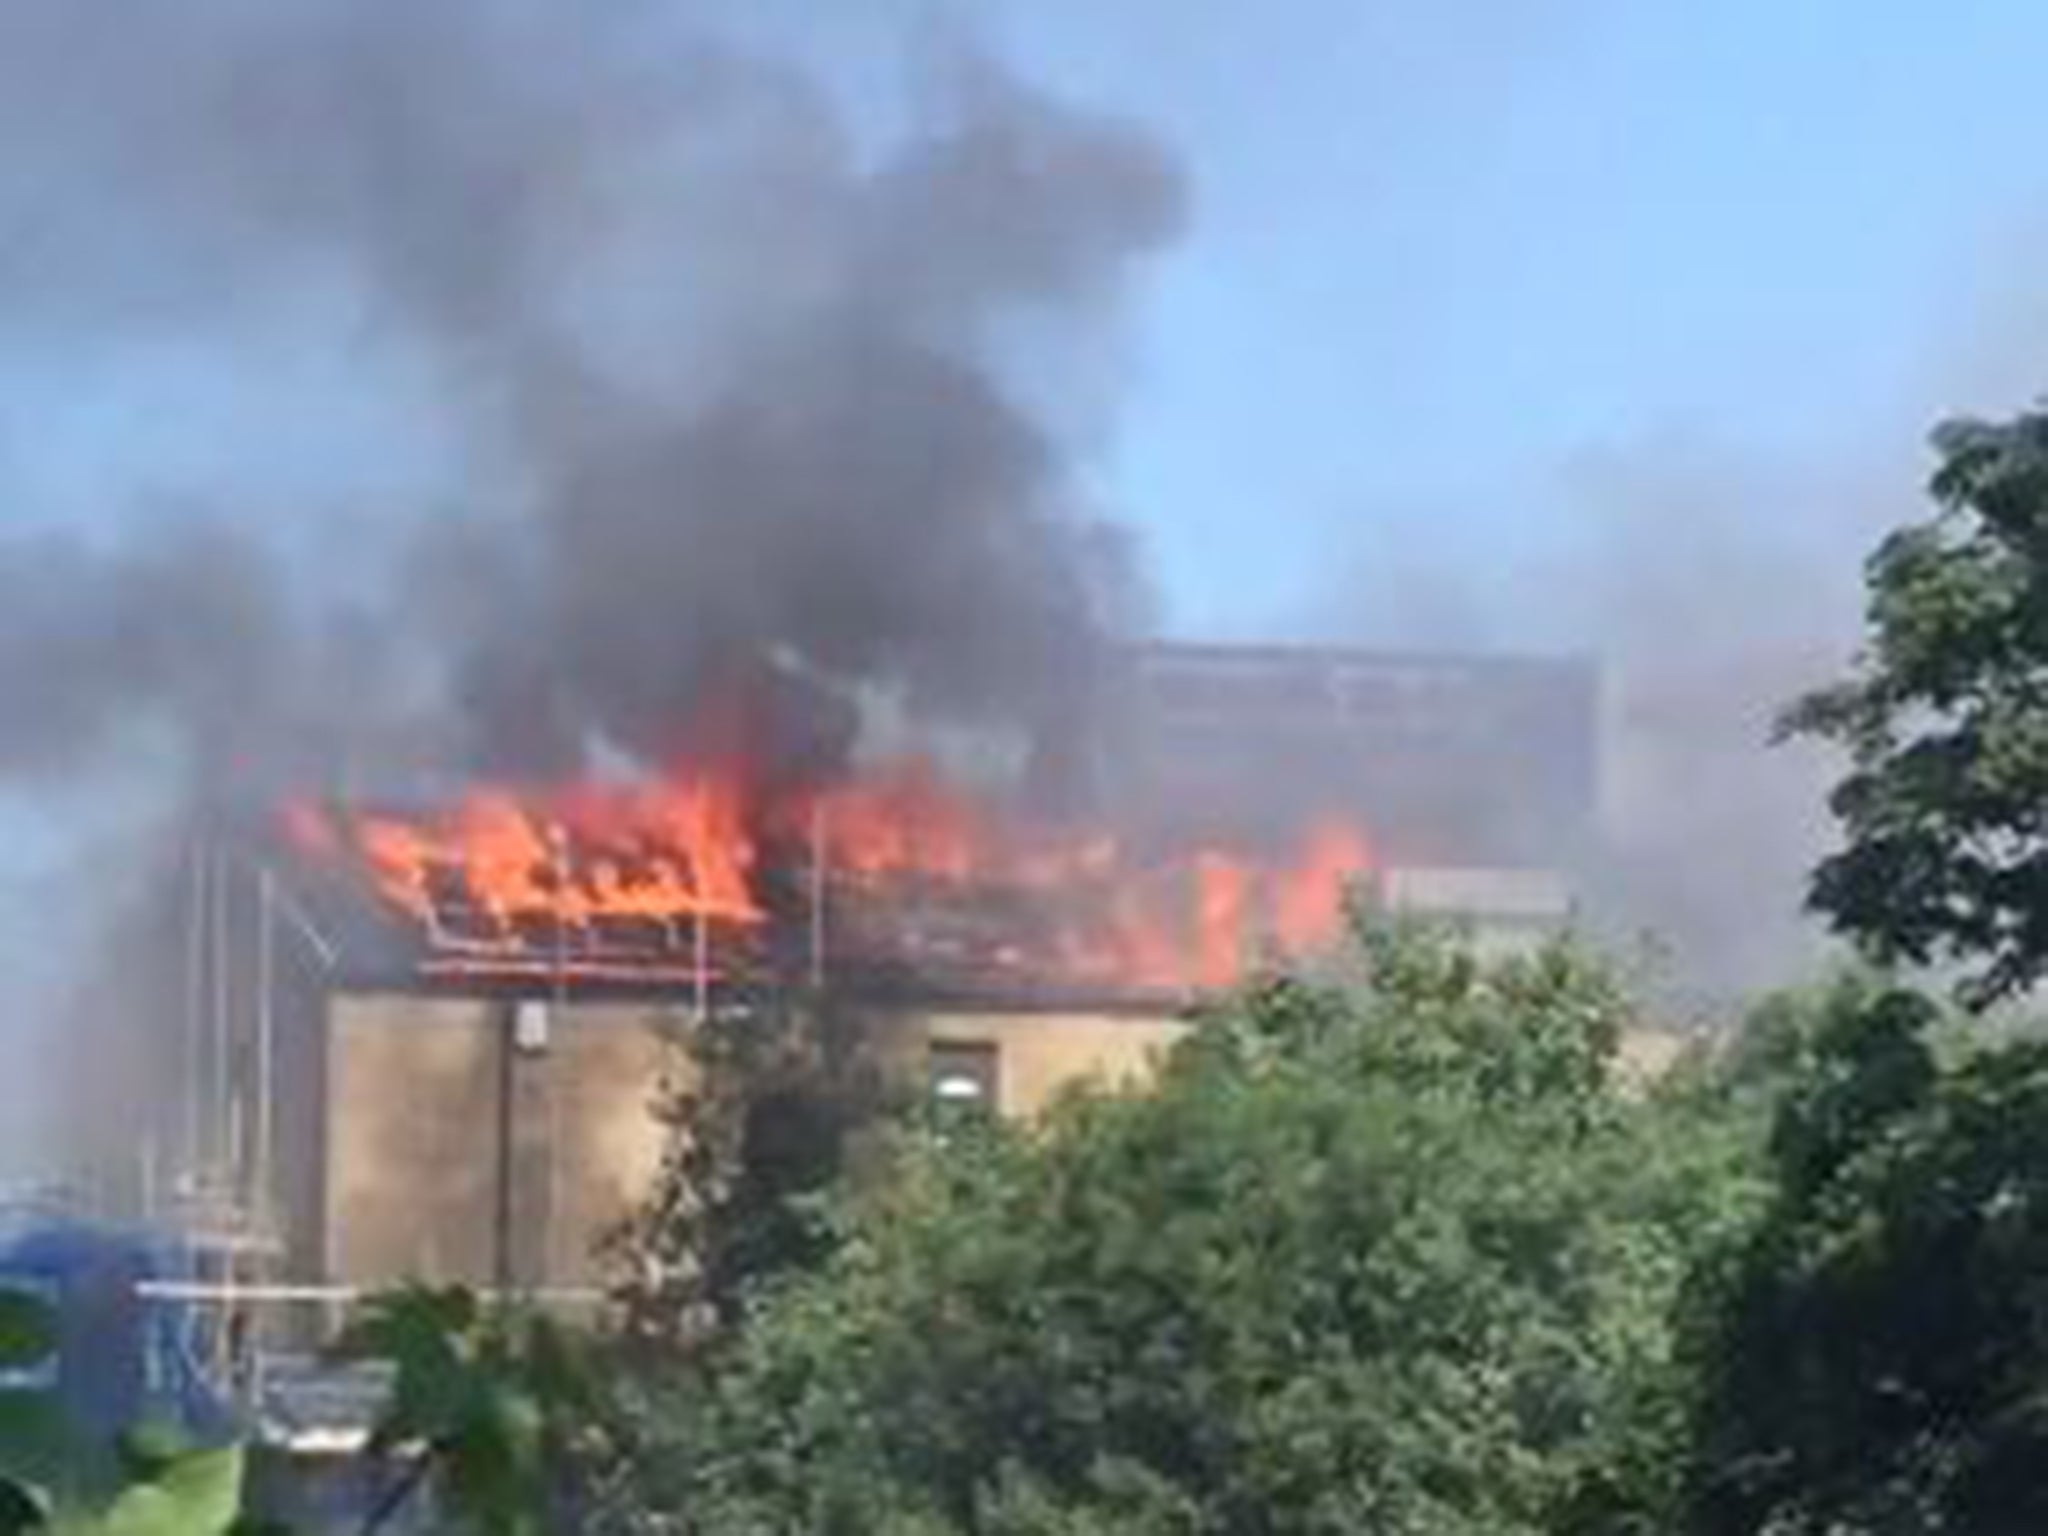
[121,641,1605,1299]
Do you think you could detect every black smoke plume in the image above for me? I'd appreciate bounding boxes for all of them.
[0,0,1182,797]
[0,0,1184,1178]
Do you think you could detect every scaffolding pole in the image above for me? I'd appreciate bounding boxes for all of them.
[809,801,828,989]
[183,841,205,1186]
[253,865,276,1232]
[211,840,232,1186]
[693,905,709,1023]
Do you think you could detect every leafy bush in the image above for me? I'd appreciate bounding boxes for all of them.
[610,926,1771,1534]
[336,1285,611,1536]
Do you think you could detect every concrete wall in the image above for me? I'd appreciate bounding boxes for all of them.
[322,993,684,1290]
[883,1009,1188,1119]
[1378,865,1574,960]
[324,994,499,1286]
[320,989,1685,1291]
[318,992,1183,1289]
[537,1009,683,1285]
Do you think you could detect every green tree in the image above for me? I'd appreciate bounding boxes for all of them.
[1781,405,2048,1005]
[605,987,896,1356]
[610,926,1767,1535]
[335,1285,608,1536]
[1680,979,2048,1533]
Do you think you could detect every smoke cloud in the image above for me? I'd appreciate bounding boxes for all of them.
[0,0,1182,799]
[0,0,1183,1179]
[1302,411,1976,1006]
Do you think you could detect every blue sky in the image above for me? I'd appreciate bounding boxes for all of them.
[959,0,2048,636]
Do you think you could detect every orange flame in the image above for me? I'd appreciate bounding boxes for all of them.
[284,757,1373,992]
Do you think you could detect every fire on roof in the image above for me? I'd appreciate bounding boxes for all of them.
[278,753,1376,1004]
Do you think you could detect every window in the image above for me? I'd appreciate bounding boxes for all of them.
[927,1040,1000,1122]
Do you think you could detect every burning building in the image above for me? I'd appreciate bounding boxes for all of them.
[134,641,1594,1303]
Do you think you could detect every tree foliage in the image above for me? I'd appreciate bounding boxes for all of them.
[335,1285,609,1536]
[1782,406,2048,1004]
[608,927,1769,1535]
[1681,977,2048,1533]
[605,988,895,1357]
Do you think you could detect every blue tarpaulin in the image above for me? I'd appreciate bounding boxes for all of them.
[0,1216,235,1447]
